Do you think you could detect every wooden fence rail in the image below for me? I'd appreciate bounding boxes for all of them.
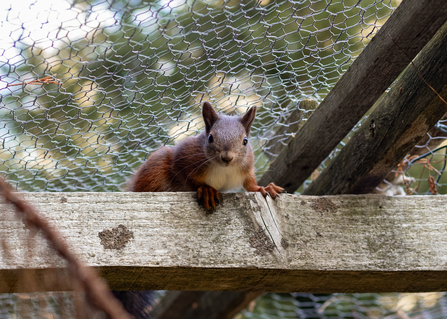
[2,192,447,294]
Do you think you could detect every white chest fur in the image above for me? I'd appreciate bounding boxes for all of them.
[204,164,245,192]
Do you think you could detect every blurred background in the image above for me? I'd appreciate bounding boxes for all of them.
[2,0,447,317]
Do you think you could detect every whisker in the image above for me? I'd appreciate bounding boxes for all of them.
[181,156,218,189]
[169,152,208,164]
[167,154,218,189]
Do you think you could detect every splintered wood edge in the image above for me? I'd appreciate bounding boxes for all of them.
[1,192,447,293]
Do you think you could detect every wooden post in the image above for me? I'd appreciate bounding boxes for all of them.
[304,21,447,195]
[258,0,447,193]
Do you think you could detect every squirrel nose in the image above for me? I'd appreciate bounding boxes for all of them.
[221,154,234,164]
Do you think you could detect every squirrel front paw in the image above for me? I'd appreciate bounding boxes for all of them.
[197,185,220,211]
[257,182,285,199]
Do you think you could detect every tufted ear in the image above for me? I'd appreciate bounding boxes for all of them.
[202,102,219,134]
[240,106,257,135]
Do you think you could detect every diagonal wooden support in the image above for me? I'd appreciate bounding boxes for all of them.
[375,111,447,194]
[258,0,447,194]
[304,21,447,195]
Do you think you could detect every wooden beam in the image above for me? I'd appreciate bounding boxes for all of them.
[304,21,447,195]
[3,192,447,293]
[258,0,447,193]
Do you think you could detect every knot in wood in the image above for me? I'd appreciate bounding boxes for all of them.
[310,198,338,215]
[98,224,134,250]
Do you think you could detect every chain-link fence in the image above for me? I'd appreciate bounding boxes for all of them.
[2,0,447,318]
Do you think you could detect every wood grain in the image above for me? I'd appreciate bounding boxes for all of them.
[2,192,447,293]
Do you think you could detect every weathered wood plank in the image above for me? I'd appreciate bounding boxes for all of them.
[259,0,447,193]
[304,21,447,195]
[2,192,447,293]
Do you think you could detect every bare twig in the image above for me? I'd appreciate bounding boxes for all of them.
[428,175,438,195]
[7,76,62,87]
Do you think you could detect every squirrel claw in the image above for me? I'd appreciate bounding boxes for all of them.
[197,185,220,211]
[259,183,285,199]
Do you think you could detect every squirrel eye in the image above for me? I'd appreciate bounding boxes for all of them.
[243,137,248,146]
[208,134,214,143]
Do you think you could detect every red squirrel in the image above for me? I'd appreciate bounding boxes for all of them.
[129,101,284,210]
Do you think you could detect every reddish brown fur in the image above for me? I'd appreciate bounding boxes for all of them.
[130,134,209,192]
[130,146,174,192]
[129,102,284,209]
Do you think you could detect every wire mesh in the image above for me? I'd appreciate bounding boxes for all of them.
[0,0,399,192]
[2,0,447,318]
[239,292,447,319]
[0,292,84,318]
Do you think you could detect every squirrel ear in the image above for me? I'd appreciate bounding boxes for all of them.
[202,101,219,134]
[241,106,257,135]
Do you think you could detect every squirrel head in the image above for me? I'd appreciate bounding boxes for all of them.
[202,101,256,167]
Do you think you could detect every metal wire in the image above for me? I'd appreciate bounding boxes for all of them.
[239,292,447,319]
[0,0,398,192]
